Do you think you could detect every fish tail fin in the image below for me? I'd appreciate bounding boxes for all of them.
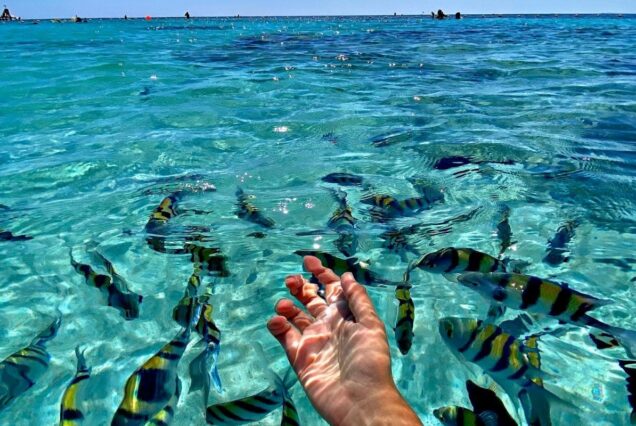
[188,340,222,406]
[34,315,62,345]
[74,345,90,374]
[583,316,636,358]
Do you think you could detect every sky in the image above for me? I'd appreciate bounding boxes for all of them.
[6,0,636,19]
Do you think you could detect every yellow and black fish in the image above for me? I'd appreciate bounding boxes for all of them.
[394,284,415,355]
[70,253,142,320]
[294,250,396,287]
[457,272,636,358]
[439,317,551,426]
[60,346,91,426]
[321,172,364,186]
[206,369,297,425]
[618,360,636,425]
[145,192,184,232]
[111,307,199,425]
[360,193,429,221]
[0,316,61,410]
[410,247,504,275]
[92,251,143,319]
[327,189,358,257]
[146,379,181,426]
[184,243,230,277]
[236,188,275,229]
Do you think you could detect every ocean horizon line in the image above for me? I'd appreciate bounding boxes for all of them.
[6,12,635,21]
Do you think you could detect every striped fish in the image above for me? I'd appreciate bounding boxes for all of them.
[92,251,143,320]
[70,253,142,320]
[360,193,429,221]
[0,316,61,410]
[294,250,395,287]
[184,243,230,277]
[189,288,223,397]
[327,189,358,257]
[407,177,445,206]
[321,172,364,186]
[205,368,296,425]
[456,272,636,358]
[543,221,578,266]
[438,317,551,426]
[433,406,486,426]
[145,192,184,232]
[394,284,415,355]
[59,346,91,426]
[380,226,421,262]
[0,228,32,241]
[236,188,275,229]
[172,279,223,402]
[618,360,636,425]
[410,248,504,275]
[111,307,199,426]
[146,379,181,426]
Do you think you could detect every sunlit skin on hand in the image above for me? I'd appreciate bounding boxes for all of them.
[267,256,423,426]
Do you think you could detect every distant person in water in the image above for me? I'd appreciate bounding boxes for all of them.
[268,256,422,426]
[1,5,12,21]
[124,14,128,20]
[455,12,462,19]
[436,9,446,19]
[184,11,190,19]
[431,11,435,19]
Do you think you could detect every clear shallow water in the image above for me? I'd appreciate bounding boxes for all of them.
[1,14,636,425]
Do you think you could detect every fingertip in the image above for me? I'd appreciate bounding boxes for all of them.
[285,275,303,293]
[267,315,291,336]
[303,255,322,272]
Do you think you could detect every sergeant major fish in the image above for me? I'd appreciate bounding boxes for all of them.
[0,316,61,411]
[457,272,636,358]
[439,317,552,426]
[321,172,364,187]
[59,346,91,426]
[188,288,223,405]
[433,406,489,426]
[409,247,505,277]
[111,306,200,425]
[184,243,230,277]
[70,252,142,320]
[394,283,415,355]
[205,368,297,425]
[294,250,396,287]
[360,193,430,221]
[543,220,578,266]
[236,188,275,229]
[91,250,144,319]
[327,189,358,257]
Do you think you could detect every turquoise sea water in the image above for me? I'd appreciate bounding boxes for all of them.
[1,14,636,425]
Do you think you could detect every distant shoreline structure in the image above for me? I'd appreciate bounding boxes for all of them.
[1,13,633,21]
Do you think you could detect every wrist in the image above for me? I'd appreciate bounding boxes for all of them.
[337,386,422,426]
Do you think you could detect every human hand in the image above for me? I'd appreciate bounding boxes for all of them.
[267,256,422,426]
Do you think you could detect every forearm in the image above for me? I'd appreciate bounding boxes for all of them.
[337,387,423,426]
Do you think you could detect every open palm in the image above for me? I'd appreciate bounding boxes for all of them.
[268,256,420,426]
